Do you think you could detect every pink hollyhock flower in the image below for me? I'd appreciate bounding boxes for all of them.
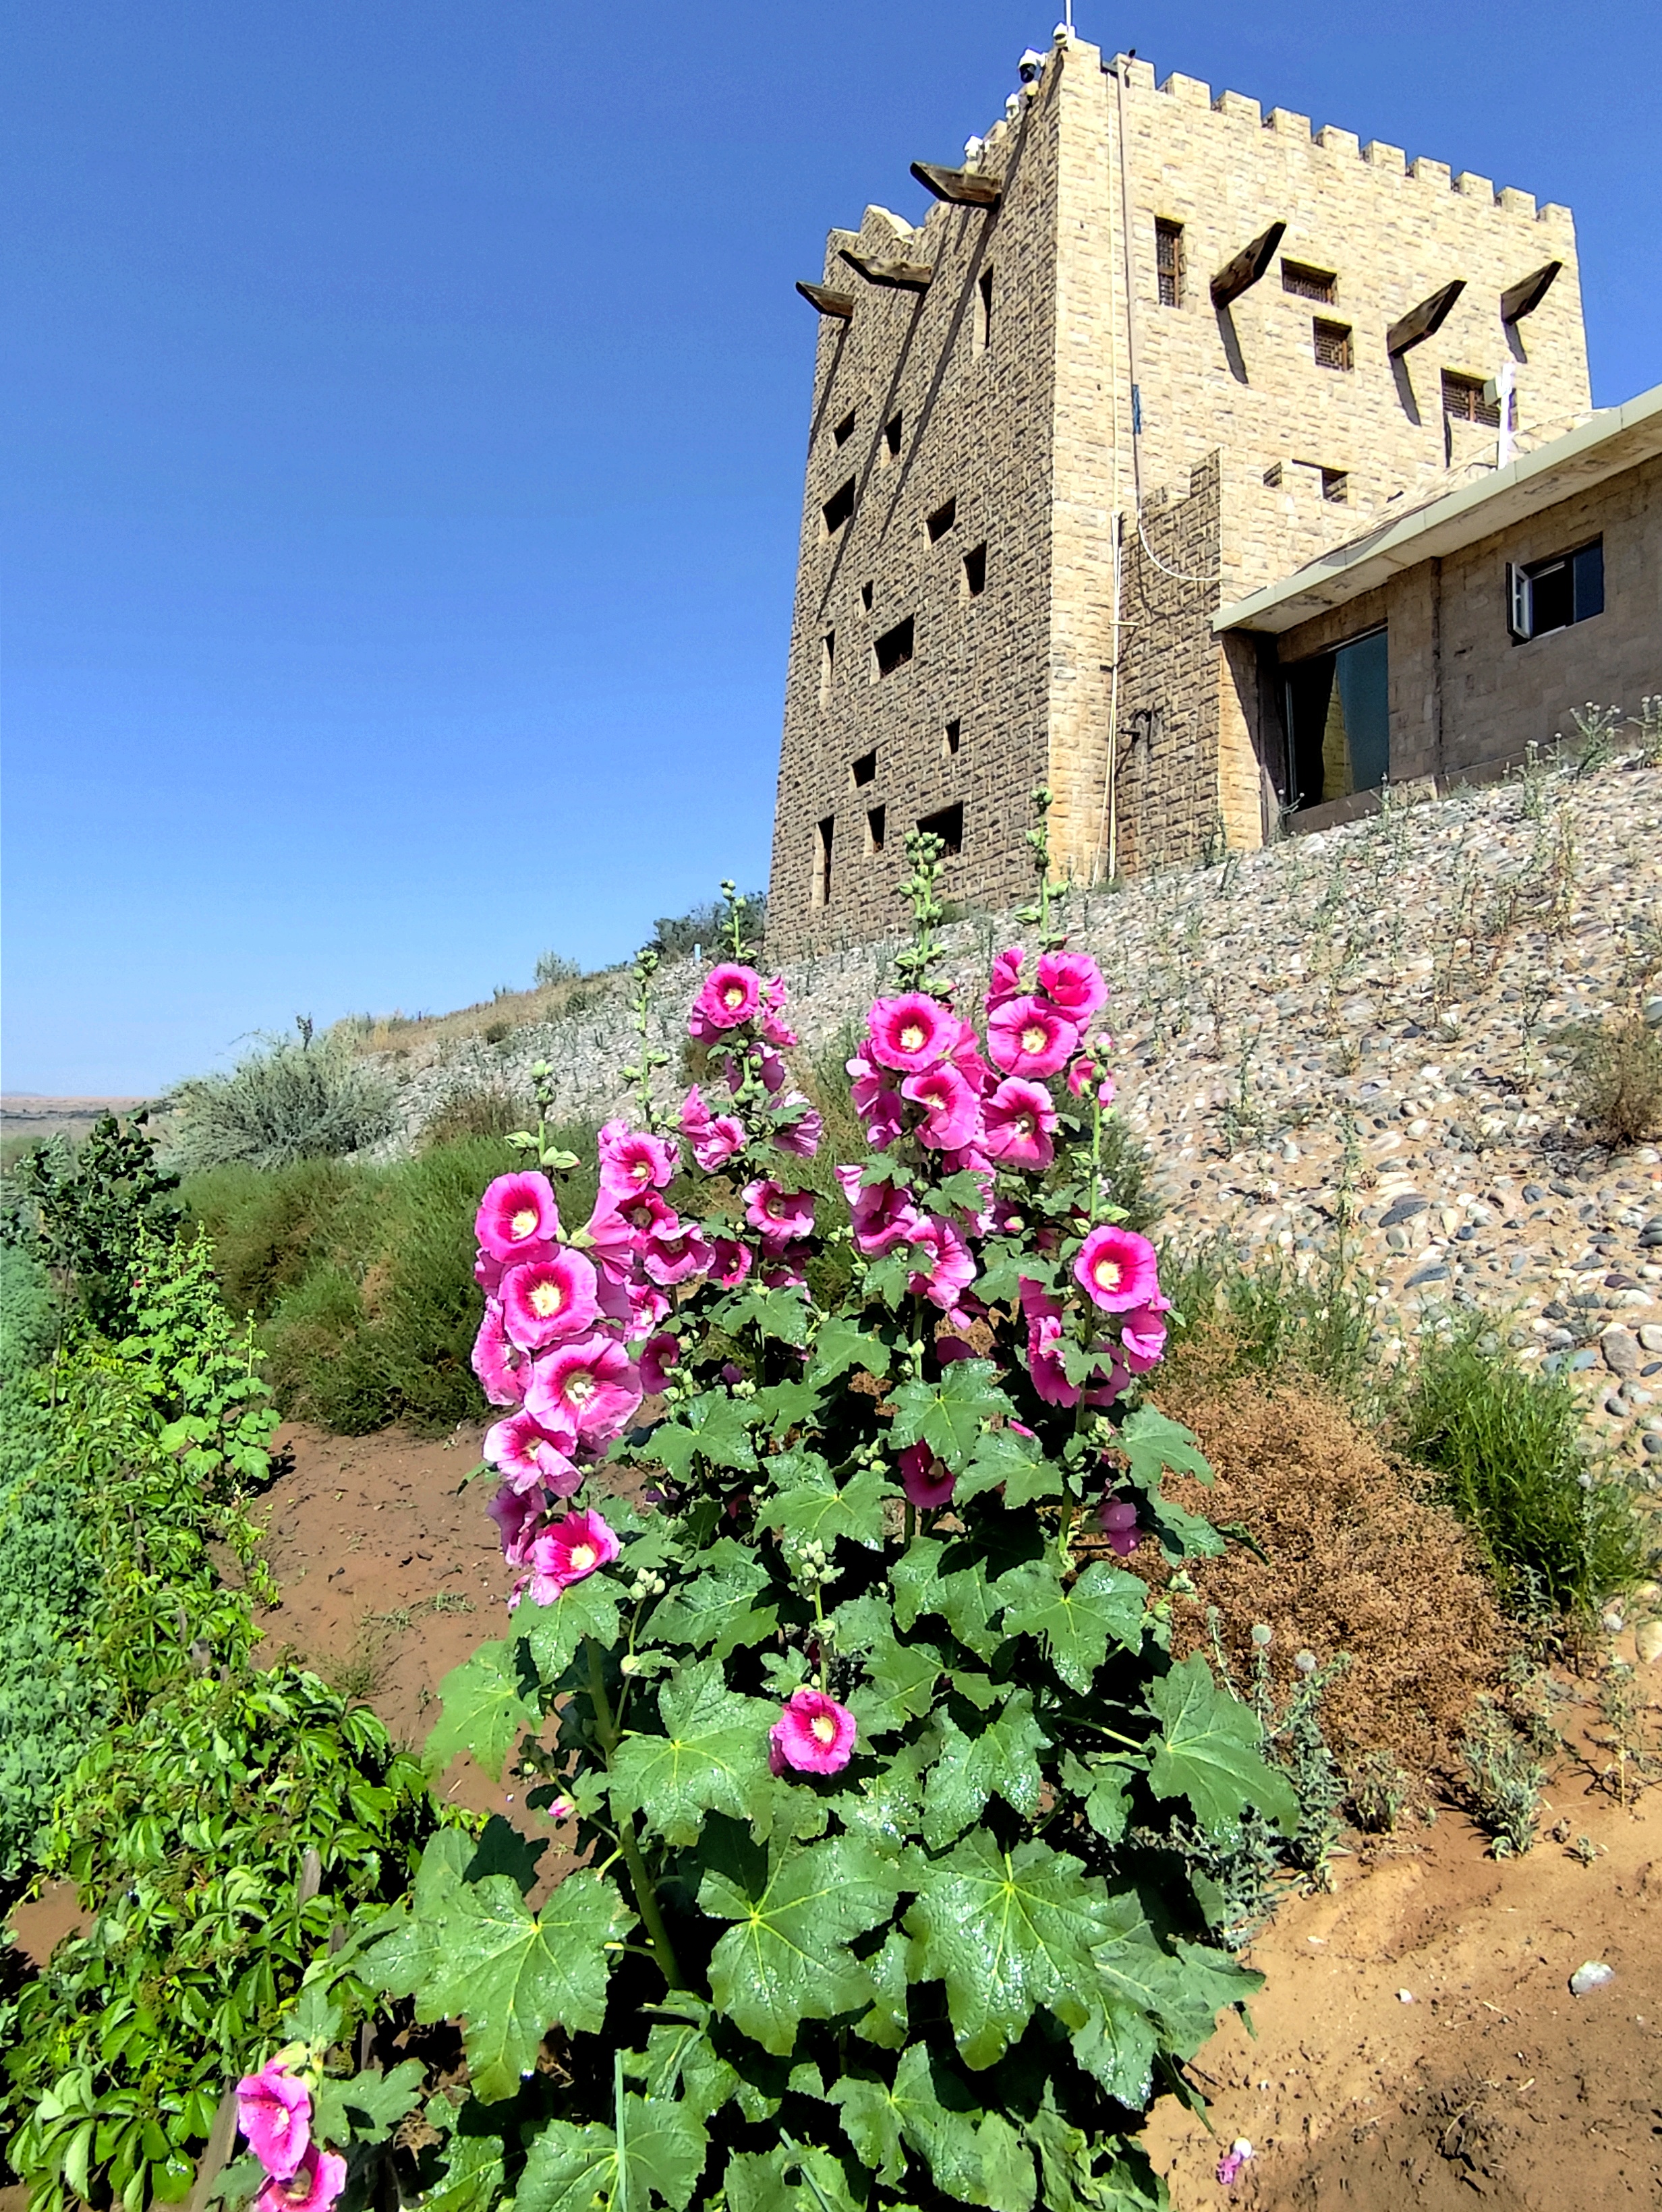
[898,1441,956,1509]
[235,2061,310,2181]
[254,2147,347,2212]
[906,1216,975,1312]
[487,1480,546,1565]
[986,946,1026,1013]
[500,1249,601,1353]
[772,1099,822,1159]
[1066,1055,1098,1099]
[692,963,764,1033]
[643,1220,714,1287]
[982,1077,1058,1170]
[1074,1224,1161,1314]
[768,1687,857,1776]
[581,1201,638,1285]
[475,1172,561,1264]
[847,1055,907,1151]
[762,1244,811,1289]
[1037,949,1109,1025]
[987,995,1080,1080]
[710,1237,753,1289]
[626,1281,672,1335]
[484,1409,580,1495]
[865,993,956,1074]
[691,1113,746,1169]
[614,1191,679,1247]
[743,1180,815,1246]
[472,1302,529,1408]
[638,1332,681,1395]
[901,1063,980,1151]
[934,1333,977,1366]
[1120,1296,1171,1374]
[1019,1277,1079,1407]
[835,1168,927,1256]
[526,1507,621,1602]
[761,977,799,1048]
[1099,1497,1140,1558]
[598,1119,679,1201]
[946,1021,992,1095]
[526,1334,642,1445]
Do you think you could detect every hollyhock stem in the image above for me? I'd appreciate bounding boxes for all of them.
[583,1638,685,1989]
[903,1502,917,1546]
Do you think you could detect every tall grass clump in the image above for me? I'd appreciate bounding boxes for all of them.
[1161,1240,1381,1411]
[165,1026,398,1174]
[1395,1320,1648,1618]
[1571,1012,1662,1147]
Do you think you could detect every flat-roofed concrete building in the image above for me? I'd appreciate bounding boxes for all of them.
[766,31,1655,956]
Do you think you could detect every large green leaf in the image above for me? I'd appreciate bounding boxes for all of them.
[830,2045,1033,2209]
[1145,1654,1298,1836]
[646,1393,759,1482]
[724,2143,865,2212]
[310,2060,426,2147]
[806,1316,892,1389]
[699,1827,902,2056]
[377,1867,629,2104]
[956,1427,1062,1508]
[422,1639,540,1783]
[713,1286,812,1346]
[515,2100,708,2212]
[1069,1892,1170,2108]
[649,1540,774,1656]
[850,1634,943,1738]
[905,1834,1115,2069]
[751,1378,826,1439]
[608,1659,776,1846]
[1116,1407,1213,1488]
[755,1451,887,1551]
[996,1561,1147,1692]
[888,1360,1012,1472]
[921,1693,1048,1849]
[1060,1753,1134,1844]
[891,1538,1002,1660]
[363,1827,473,1993]
[521,1575,623,1688]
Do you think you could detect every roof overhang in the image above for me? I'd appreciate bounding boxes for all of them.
[1214,381,1662,637]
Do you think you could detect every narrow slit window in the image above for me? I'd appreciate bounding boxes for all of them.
[1282,260,1336,302]
[1507,539,1603,643]
[927,496,958,542]
[833,409,856,446]
[865,805,886,855]
[1263,462,1284,488]
[819,631,835,704]
[962,543,987,598]
[1155,219,1184,308]
[884,413,902,461]
[916,801,964,855]
[942,717,961,758]
[860,581,873,610]
[812,815,834,907]
[1313,319,1353,371]
[975,268,994,354]
[822,477,855,535]
[873,616,915,678]
[850,749,877,788]
[1442,370,1500,428]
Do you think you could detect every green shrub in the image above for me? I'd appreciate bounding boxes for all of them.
[0,1248,57,1387]
[1162,1240,1380,1410]
[1394,1321,1648,1617]
[419,1083,535,1151]
[1571,1012,1662,1147]
[165,1028,398,1175]
[2,1115,181,1335]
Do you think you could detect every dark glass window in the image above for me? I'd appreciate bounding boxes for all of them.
[1155,219,1184,306]
[1508,540,1603,641]
[1284,628,1389,811]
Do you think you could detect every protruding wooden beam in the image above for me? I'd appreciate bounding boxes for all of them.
[1209,221,1286,310]
[838,248,934,293]
[797,281,855,319]
[909,160,1002,208]
[1386,277,1466,357]
[1501,260,1562,326]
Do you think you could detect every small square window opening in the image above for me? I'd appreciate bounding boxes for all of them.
[927,497,958,542]
[1282,260,1337,303]
[822,477,855,535]
[850,749,877,788]
[1321,468,1349,504]
[962,543,987,598]
[1155,219,1184,307]
[865,805,886,856]
[833,409,856,446]
[916,802,964,856]
[873,615,915,678]
[1443,371,1501,428]
[942,718,961,759]
[1313,319,1353,371]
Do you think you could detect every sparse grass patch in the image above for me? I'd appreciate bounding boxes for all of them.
[1570,1010,1662,1146]
[165,1027,398,1173]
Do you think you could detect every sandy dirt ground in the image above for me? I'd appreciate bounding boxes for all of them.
[9,1422,1662,2209]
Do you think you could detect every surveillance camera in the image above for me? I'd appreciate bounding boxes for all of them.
[1018,47,1045,81]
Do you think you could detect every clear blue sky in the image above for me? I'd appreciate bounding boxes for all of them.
[4,0,1658,1095]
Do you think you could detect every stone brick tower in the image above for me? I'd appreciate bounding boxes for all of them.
[766,32,1591,957]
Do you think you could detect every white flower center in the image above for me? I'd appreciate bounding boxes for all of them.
[569,1544,597,1573]
[723,984,746,1009]
[1093,1257,1122,1291]
[900,1023,925,1051]
[511,1207,539,1238]
[529,1279,565,1317]
[567,1371,596,1405]
[811,1714,837,1745]
[1021,1023,1047,1054]
[1014,1114,1034,1138]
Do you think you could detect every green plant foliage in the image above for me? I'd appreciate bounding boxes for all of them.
[1570,1012,1662,1146]
[0,1250,58,1387]
[165,1026,398,1175]
[3,1115,181,1334]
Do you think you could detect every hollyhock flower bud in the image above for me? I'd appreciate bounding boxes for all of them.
[1074,1225,1161,1314]
[254,2147,347,2212]
[487,1480,546,1565]
[1099,1496,1139,1557]
[484,1409,581,1495]
[986,946,1026,1012]
[1066,1055,1097,1099]
[982,1077,1059,1170]
[500,1249,602,1353]
[475,1172,561,1264]
[768,1687,857,1776]
[526,1335,642,1445]
[692,962,764,1033]
[865,993,956,1073]
[643,1220,714,1287]
[637,1332,681,1395]
[710,1238,753,1289]
[597,1119,679,1201]
[835,1168,926,1256]
[546,1793,575,1822]
[906,1216,975,1312]
[1037,949,1109,1024]
[901,1063,980,1151]
[987,995,1080,1079]
[472,1301,529,1408]
[1097,1074,1116,1107]
[898,1441,956,1509]
[235,2061,310,2181]
[743,1180,816,1246]
[527,1507,621,1602]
